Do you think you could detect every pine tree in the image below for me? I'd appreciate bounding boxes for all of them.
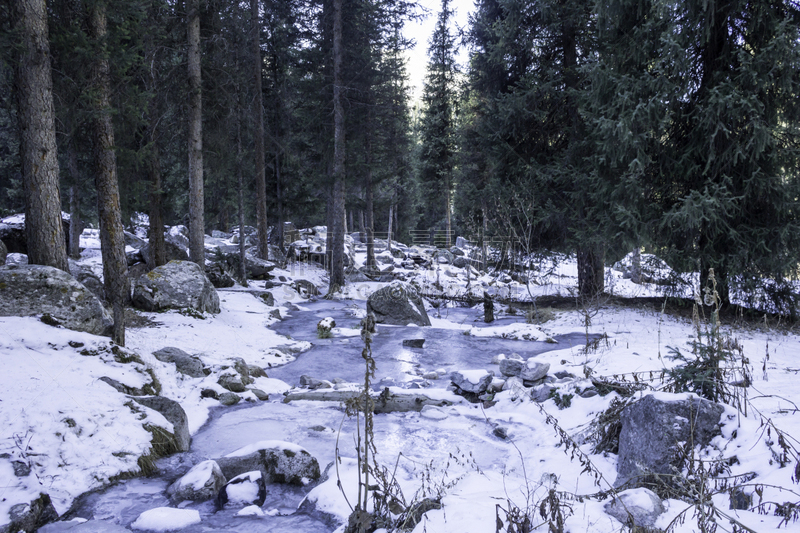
[12,0,69,272]
[187,0,204,266]
[418,0,457,247]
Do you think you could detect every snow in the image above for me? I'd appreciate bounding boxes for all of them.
[224,471,262,504]
[130,507,201,531]
[174,460,217,491]
[4,225,800,532]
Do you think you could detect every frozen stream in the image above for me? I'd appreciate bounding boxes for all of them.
[65,300,590,532]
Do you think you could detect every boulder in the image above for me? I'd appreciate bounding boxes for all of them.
[0,212,70,255]
[2,493,59,533]
[167,460,226,503]
[499,358,525,377]
[218,369,247,393]
[604,488,665,528]
[0,238,7,265]
[131,260,220,314]
[219,392,241,406]
[520,361,550,383]
[367,281,431,327]
[216,471,266,508]
[139,240,189,271]
[451,370,493,394]
[0,265,113,336]
[205,263,235,288]
[293,279,319,297]
[152,347,206,378]
[131,396,191,453]
[165,225,190,250]
[242,254,276,280]
[123,230,147,250]
[215,441,321,485]
[317,317,335,337]
[615,393,725,489]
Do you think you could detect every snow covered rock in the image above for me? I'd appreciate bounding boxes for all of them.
[604,488,665,528]
[131,260,220,314]
[0,265,113,336]
[0,213,71,255]
[130,507,200,531]
[215,440,321,485]
[2,493,59,533]
[499,358,524,377]
[520,361,550,383]
[451,370,493,394]
[615,393,725,489]
[367,281,431,327]
[293,279,319,297]
[130,396,191,453]
[317,317,335,337]
[216,471,266,508]
[167,460,226,503]
[218,369,247,393]
[152,347,205,378]
[218,392,241,406]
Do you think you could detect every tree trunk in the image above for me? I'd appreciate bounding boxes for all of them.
[251,0,269,260]
[187,0,205,266]
[147,115,166,269]
[87,0,129,345]
[12,0,69,272]
[276,150,284,253]
[365,171,375,269]
[577,244,604,299]
[387,201,393,252]
[445,184,452,248]
[66,146,82,259]
[236,97,248,286]
[329,0,346,290]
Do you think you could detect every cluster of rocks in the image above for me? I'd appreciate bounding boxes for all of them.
[196,355,270,406]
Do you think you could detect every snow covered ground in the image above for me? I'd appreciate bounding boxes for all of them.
[1,227,800,532]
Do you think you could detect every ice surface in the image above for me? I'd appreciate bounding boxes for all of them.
[130,507,201,531]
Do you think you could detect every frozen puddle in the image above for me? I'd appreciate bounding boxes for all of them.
[63,299,591,532]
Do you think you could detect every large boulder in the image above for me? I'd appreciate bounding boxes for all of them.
[215,441,320,485]
[140,240,189,270]
[0,265,113,336]
[167,460,226,503]
[2,493,59,533]
[0,213,71,255]
[615,393,725,490]
[604,488,665,529]
[152,347,206,378]
[131,395,191,452]
[131,260,220,314]
[366,281,431,326]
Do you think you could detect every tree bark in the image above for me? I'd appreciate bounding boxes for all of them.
[147,112,165,269]
[251,0,269,260]
[187,0,205,266]
[329,0,346,290]
[365,112,375,269]
[13,0,69,272]
[87,0,129,345]
[577,244,604,299]
[276,150,284,253]
[66,146,82,259]
[236,94,248,286]
[387,201,393,252]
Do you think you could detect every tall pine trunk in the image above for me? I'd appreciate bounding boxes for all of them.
[251,0,269,260]
[236,95,248,286]
[13,0,69,272]
[147,123,165,268]
[187,0,205,266]
[276,150,284,253]
[66,145,82,260]
[365,113,375,269]
[329,0,346,290]
[87,0,129,345]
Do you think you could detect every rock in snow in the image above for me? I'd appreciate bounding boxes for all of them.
[130,507,201,531]
[167,460,226,503]
[131,260,220,314]
[604,488,666,528]
[367,281,431,327]
[0,265,113,336]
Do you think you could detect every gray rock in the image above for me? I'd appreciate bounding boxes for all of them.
[0,265,113,336]
[39,519,133,532]
[205,264,235,288]
[604,488,665,528]
[127,262,149,281]
[300,375,331,390]
[248,388,269,401]
[218,370,247,393]
[455,236,470,248]
[211,230,230,239]
[123,231,147,250]
[217,471,266,508]
[241,254,275,280]
[499,358,524,377]
[520,361,550,383]
[0,213,70,255]
[99,376,155,397]
[367,281,431,327]
[450,246,465,256]
[219,392,241,406]
[215,442,321,485]
[165,225,190,250]
[131,260,220,314]
[167,460,226,503]
[269,309,281,320]
[0,238,7,265]
[152,347,206,378]
[293,279,319,297]
[139,240,189,271]
[12,460,31,477]
[131,396,191,453]
[4,493,59,533]
[402,339,425,348]
[615,393,725,489]
[532,384,557,403]
[451,370,493,394]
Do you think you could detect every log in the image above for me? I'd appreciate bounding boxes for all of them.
[283,387,460,413]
